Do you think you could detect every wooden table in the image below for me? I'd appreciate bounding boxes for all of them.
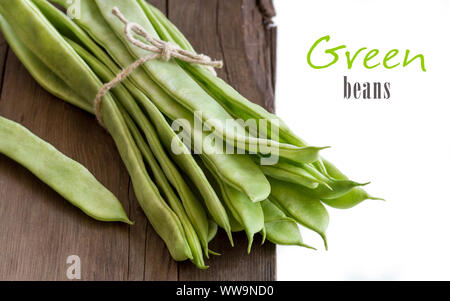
[0,0,276,281]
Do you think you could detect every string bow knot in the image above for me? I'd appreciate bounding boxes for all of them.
[94,7,223,126]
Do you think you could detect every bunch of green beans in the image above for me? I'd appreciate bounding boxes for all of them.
[0,0,381,268]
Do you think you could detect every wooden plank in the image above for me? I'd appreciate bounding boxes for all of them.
[0,32,8,93]
[168,0,276,281]
[0,48,131,280]
[150,0,168,15]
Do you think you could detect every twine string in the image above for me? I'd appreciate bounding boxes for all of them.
[94,7,223,126]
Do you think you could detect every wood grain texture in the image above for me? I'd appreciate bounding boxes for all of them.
[168,0,276,281]
[0,50,131,281]
[0,0,276,281]
[0,31,8,94]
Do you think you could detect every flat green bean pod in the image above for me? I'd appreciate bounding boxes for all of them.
[297,177,368,200]
[320,159,384,209]
[258,160,324,189]
[322,187,384,209]
[0,1,98,107]
[203,163,264,252]
[262,200,315,249]
[34,0,123,76]
[207,220,219,243]
[229,215,245,233]
[287,162,370,200]
[0,116,132,224]
[261,199,296,224]
[221,203,245,232]
[269,178,330,249]
[0,14,89,112]
[214,177,264,253]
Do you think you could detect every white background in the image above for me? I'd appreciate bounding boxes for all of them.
[274,0,450,280]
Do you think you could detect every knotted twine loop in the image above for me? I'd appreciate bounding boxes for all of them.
[94,7,223,126]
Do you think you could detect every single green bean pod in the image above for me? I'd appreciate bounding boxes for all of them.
[269,178,330,249]
[0,116,132,224]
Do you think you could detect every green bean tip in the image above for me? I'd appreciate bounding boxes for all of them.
[322,234,329,251]
[261,234,267,246]
[124,219,135,225]
[196,264,209,270]
[318,146,332,151]
[298,243,317,251]
[208,250,221,256]
[247,236,254,254]
[226,230,235,247]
